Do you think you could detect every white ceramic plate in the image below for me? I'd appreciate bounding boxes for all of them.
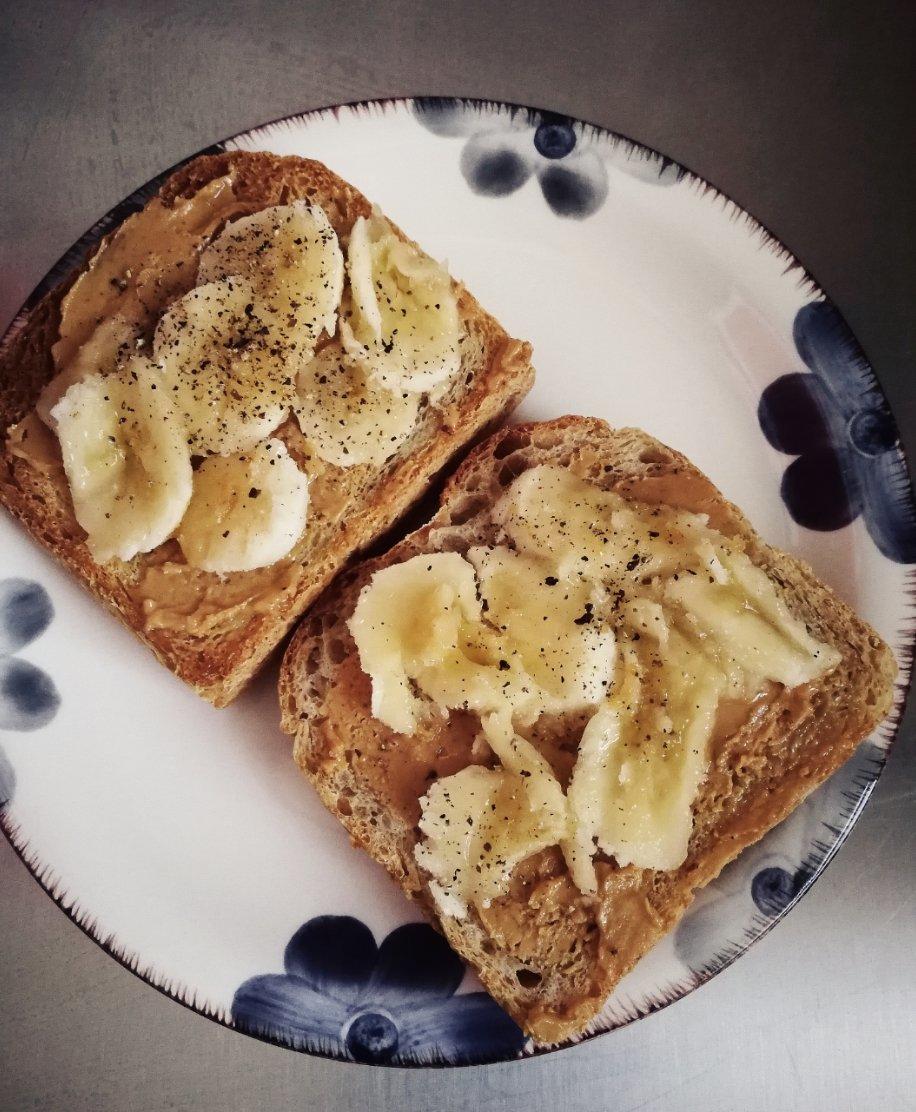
[1,98,913,1067]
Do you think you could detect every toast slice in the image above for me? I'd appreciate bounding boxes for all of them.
[0,151,534,705]
[279,416,896,1044]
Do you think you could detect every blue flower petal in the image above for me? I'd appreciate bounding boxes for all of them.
[395,992,525,1064]
[0,745,15,806]
[0,579,53,655]
[860,448,916,563]
[781,446,862,531]
[0,657,60,731]
[413,97,481,137]
[283,915,377,1005]
[537,149,608,219]
[232,973,349,1052]
[460,130,535,198]
[673,893,728,971]
[757,373,835,455]
[793,301,881,419]
[367,922,464,1009]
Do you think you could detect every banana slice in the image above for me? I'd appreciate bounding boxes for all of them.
[294,344,420,468]
[176,438,309,573]
[416,759,567,918]
[348,552,483,734]
[467,545,615,722]
[50,358,193,563]
[495,465,687,581]
[37,314,140,427]
[577,636,723,872]
[198,201,344,350]
[340,213,462,393]
[154,277,295,456]
[350,547,615,732]
[563,701,622,895]
[666,553,841,689]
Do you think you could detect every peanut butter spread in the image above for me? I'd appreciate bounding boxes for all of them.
[134,542,301,638]
[7,412,64,479]
[320,652,490,825]
[54,176,246,372]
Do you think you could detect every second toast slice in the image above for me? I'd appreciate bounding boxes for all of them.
[279,416,895,1043]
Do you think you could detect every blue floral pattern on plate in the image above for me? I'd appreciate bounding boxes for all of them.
[414,99,609,219]
[413,98,685,219]
[232,915,525,1065]
[758,301,916,563]
[0,579,60,806]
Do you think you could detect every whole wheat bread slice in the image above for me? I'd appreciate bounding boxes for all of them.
[279,416,896,1044]
[0,151,534,705]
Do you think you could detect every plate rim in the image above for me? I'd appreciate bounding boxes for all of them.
[1,94,913,1069]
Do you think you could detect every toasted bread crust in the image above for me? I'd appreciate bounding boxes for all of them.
[279,417,896,1044]
[0,151,535,705]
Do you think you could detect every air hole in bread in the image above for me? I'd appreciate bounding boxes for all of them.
[493,428,532,459]
[328,638,347,664]
[448,495,489,526]
[638,447,670,466]
[516,968,542,988]
[497,453,530,487]
[434,532,471,555]
[336,794,352,816]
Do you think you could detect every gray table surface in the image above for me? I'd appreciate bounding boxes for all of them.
[2,3,914,1109]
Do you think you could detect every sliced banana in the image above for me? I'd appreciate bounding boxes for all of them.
[467,545,615,722]
[198,201,344,350]
[563,700,622,895]
[495,465,686,581]
[575,635,724,872]
[340,212,462,393]
[348,552,484,734]
[666,556,840,689]
[176,438,309,573]
[416,765,506,918]
[154,277,295,456]
[37,314,140,427]
[416,759,567,918]
[349,546,615,730]
[50,358,193,563]
[294,344,420,468]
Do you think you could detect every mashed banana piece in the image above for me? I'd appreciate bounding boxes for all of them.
[341,211,462,394]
